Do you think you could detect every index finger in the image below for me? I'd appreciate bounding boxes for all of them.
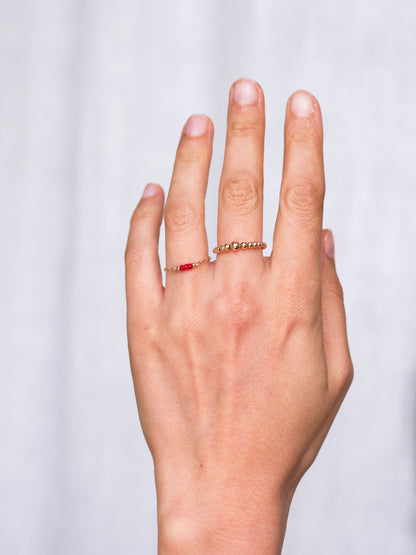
[270,91,325,300]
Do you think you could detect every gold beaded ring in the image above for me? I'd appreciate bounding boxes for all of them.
[213,241,267,254]
[163,256,211,272]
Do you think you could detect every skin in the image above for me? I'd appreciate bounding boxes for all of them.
[125,78,353,554]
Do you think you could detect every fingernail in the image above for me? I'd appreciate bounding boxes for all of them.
[184,114,208,136]
[142,183,159,198]
[324,230,335,259]
[232,79,258,105]
[290,91,315,117]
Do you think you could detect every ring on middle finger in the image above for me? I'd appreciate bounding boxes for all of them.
[213,241,267,254]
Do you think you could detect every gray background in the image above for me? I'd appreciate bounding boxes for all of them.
[1,0,415,553]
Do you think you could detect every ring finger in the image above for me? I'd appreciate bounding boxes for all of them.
[164,114,213,291]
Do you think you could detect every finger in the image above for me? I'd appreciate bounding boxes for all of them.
[271,91,325,299]
[125,183,165,321]
[321,230,354,397]
[164,114,213,286]
[216,78,265,274]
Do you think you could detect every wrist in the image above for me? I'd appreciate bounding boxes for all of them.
[158,508,289,555]
[155,464,294,554]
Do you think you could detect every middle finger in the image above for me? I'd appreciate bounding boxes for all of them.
[216,78,266,274]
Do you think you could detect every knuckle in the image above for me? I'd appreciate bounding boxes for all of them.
[229,116,258,136]
[283,273,321,304]
[335,359,354,396]
[277,283,321,336]
[164,201,200,233]
[214,280,258,331]
[176,143,204,164]
[347,368,354,391]
[129,206,143,227]
[342,359,354,387]
[323,275,344,302]
[129,202,156,228]
[220,174,261,215]
[289,305,320,335]
[128,318,161,356]
[124,243,152,269]
[287,118,321,145]
[282,177,324,218]
[129,209,139,227]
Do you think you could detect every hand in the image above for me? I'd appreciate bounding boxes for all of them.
[125,78,353,554]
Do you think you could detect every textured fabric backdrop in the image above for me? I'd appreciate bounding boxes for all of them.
[1,0,415,553]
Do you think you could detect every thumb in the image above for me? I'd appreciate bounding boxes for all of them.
[321,229,354,398]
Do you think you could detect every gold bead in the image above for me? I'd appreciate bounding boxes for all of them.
[248,242,253,247]
[224,244,231,251]
[231,241,240,250]
[241,242,248,249]
[253,242,258,247]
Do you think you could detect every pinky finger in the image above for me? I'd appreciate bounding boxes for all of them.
[125,183,165,320]
[321,229,354,398]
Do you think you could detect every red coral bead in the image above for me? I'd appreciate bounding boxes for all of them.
[179,263,193,271]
